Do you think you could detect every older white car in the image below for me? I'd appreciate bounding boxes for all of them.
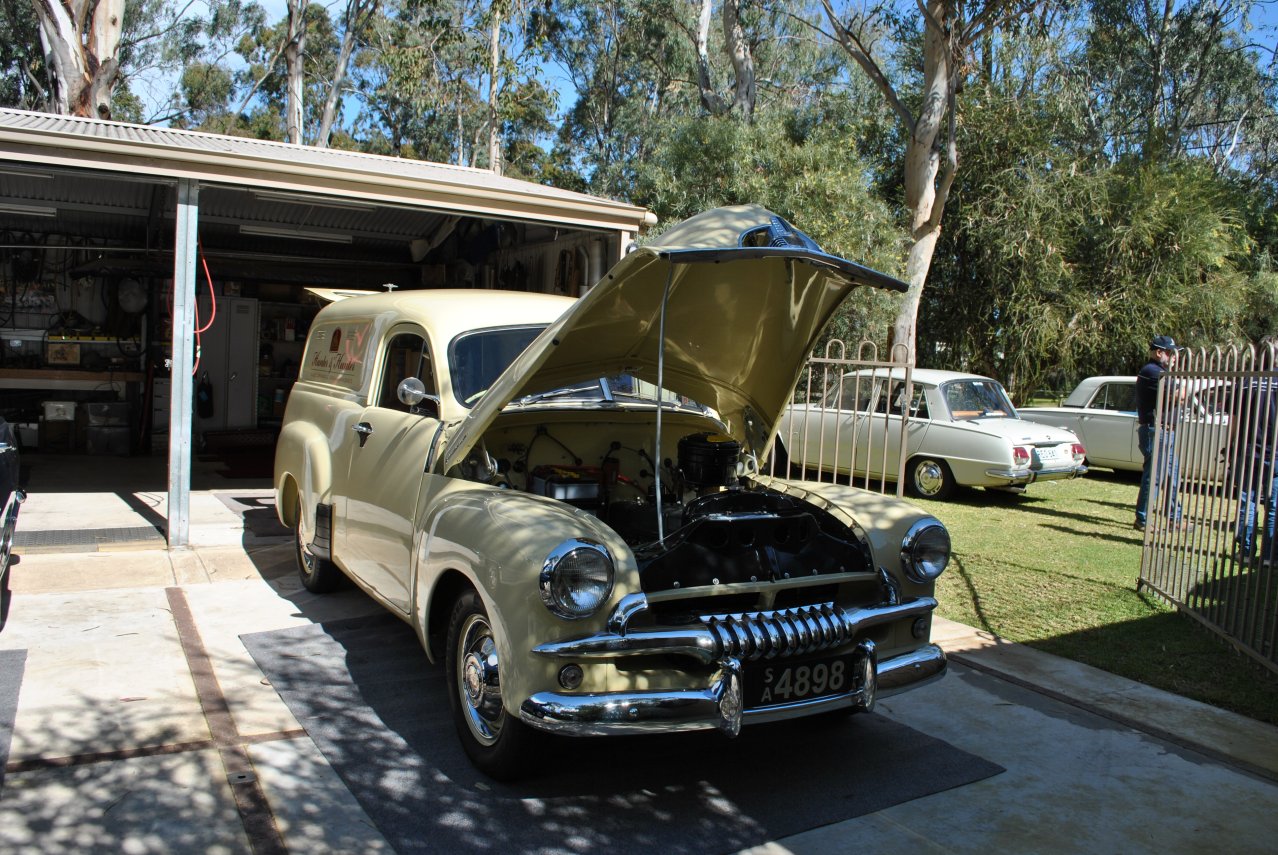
[1017,375,1229,479]
[779,368,1087,500]
[274,205,951,779]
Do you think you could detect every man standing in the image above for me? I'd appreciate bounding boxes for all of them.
[1135,335,1183,530]
[1231,352,1277,568]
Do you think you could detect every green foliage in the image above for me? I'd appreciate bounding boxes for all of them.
[618,111,905,344]
[927,149,1255,397]
[0,0,42,110]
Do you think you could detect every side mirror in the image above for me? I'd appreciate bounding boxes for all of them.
[397,377,440,414]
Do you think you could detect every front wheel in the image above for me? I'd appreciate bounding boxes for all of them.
[906,456,956,500]
[294,495,342,593]
[445,590,539,780]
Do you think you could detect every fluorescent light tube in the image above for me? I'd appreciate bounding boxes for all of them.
[252,190,375,212]
[0,202,57,217]
[239,224,353,244]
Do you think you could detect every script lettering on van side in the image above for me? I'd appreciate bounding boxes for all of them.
[305,322,369,386]
[310,350,361,374]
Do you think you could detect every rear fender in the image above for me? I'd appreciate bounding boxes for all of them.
[275,419,333,530]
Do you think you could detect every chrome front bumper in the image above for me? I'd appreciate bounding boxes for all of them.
[520,593,945,736]
[519,642,946,736]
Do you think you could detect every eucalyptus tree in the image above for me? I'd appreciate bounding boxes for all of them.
[31,0,126,117]
[145,0,269,127]
[543,0,692,188]
[316,0,380,146]
[812,0,1046,364]
[919,7,1263,394]
[1082,0,1278,173]
[285,0,308,143]
[232,2,342,142]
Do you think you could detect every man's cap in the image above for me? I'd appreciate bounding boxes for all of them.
[1151,335,1177,351]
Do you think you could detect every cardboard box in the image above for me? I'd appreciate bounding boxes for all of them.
[42,401,76,421]
[86,402,129,426]
[86,425,130,456]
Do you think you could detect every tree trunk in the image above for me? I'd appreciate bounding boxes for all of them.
[892,2,955,364]
[33,0,125,118]
[285,0,309,145]
[822,0,975,365]
[317,0,377,148]
[693,0,726,113]
[487,3,503,175]
[722,0,754,120]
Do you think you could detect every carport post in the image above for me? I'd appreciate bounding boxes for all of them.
[167,178,198,548]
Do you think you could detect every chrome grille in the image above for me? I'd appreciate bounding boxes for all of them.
[700,602,851,661]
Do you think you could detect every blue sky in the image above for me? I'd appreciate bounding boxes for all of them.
[131,1,1278,127]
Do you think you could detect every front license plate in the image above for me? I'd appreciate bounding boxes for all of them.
[743,652,856,710]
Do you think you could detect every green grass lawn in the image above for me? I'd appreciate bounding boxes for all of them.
[907,470,1278,726]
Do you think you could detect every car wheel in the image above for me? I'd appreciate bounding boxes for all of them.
[445,590,538,780]
[906,457,956,500]
[294,495,342,593]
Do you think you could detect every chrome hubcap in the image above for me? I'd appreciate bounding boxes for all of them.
[457,614,503,745]
[914,461,944,496]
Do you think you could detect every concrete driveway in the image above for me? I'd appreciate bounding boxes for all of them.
[1,464,1276,853]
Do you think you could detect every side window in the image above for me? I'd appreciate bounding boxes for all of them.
[886,382,922,417]
[910,387,930,420]
[376,332,436,414]
[822,375,872,411]
[1093,383,1136,412]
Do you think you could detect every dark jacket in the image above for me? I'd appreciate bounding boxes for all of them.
[1136,359,1165,427]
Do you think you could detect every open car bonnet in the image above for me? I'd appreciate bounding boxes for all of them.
[438,205,907,473]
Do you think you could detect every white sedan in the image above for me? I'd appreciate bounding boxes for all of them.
[1017,375,1229,479]
[779,368,1087,499]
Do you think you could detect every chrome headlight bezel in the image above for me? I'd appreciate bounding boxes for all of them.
[900,518,950,584]
[539,538,615,620]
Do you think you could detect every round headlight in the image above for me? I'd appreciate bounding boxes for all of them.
[901,519,950,584]
[540,539,614,619]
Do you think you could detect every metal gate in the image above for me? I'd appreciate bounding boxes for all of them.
[1139,341,1278,673]
[768,340,911,497]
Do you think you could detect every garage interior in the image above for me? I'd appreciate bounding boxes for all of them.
[0,108,650,544]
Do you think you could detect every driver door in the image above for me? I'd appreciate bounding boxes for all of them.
[335,326,441,614]
[1078,381,1138,466]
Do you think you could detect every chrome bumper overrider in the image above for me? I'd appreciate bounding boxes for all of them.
[520,594,946,736]
[519,642,946,736]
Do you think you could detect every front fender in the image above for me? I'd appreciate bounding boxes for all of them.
[414,484,639,711]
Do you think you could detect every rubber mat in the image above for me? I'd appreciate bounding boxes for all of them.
[13,526,163,553]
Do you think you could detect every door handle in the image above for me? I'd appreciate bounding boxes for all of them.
[353,422,373,448]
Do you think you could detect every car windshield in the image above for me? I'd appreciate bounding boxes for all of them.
[942,379,1017,420]
[449,325,546,408]
[514,374,711,414]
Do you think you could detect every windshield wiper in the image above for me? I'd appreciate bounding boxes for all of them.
[516,383,602,406]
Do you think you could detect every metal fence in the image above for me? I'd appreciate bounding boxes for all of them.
[1139,341,1278,674]
[767,340,911,497]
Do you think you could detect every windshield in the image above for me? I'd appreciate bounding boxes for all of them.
[942,379,1017,420]
[449,325,546,408]
[516,374,712,414]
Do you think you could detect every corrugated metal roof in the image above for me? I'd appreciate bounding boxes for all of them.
[0,108,651,232]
